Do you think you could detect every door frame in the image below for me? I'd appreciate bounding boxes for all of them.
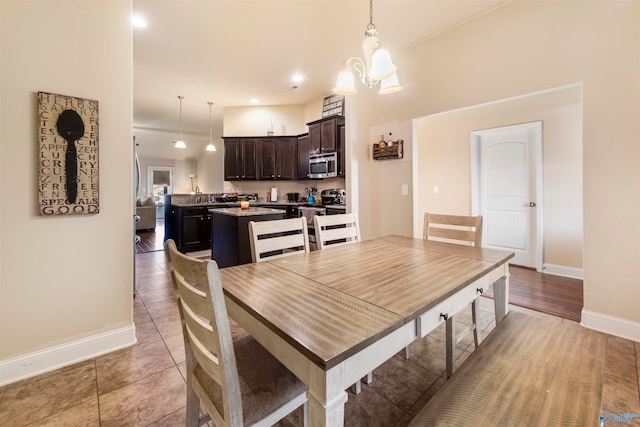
[470,121,544,271]
[147,165,174,206]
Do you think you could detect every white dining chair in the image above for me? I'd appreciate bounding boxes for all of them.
[421,212,484,378]
[313,213,361,250]
[165,239,308,426]
[249,217,310,263]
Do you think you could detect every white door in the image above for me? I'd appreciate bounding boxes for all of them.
[471,122,542,269]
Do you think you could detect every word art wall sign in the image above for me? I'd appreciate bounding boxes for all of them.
[38,91,99,215]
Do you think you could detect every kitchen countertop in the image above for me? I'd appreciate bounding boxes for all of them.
[171,201,337,208]
[209,207,288,217]
[171,201,302,207]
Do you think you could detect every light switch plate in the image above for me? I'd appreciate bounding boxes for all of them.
[401,184,408,195]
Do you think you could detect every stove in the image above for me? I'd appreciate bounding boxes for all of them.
[320,188,346,206]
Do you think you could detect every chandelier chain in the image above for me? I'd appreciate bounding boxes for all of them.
[367,0,375,31]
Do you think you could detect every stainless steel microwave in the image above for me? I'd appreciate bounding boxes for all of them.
[309,152,337,179]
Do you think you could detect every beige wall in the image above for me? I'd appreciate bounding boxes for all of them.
[138,157,192,198]
[348,1,639,325]
[223,104,307,136]
[197,149,225,194]
[1,0,134,369]
[416,85,583,269]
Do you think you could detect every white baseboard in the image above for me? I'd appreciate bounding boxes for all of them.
[0,324,137,386]
[542,263,584,280]
[581,309,640,342]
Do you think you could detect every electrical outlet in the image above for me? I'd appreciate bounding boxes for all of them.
[433,185,439,194]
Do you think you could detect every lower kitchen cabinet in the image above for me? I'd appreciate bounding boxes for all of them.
[211,209,285,268]
[165,206,212,253]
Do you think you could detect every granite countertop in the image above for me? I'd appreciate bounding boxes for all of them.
[209,207,287,217]
[171,201,301,207]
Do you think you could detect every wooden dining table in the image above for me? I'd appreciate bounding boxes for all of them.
[219,235,514,426]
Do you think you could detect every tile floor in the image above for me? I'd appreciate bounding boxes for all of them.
[1,250,639,426]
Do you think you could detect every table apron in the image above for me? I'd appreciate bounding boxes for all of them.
[340,321,417,388]
[417,264,509,339]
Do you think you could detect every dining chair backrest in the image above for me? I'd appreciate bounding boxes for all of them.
[249,217,310,263]
[165,239,243,426]
[314,213,361,250]
[423,212,483,246]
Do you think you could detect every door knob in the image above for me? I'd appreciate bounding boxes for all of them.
[529,202,536,207]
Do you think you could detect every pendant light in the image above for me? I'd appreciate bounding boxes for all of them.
[174,96,186,149]
[206,102,216,152]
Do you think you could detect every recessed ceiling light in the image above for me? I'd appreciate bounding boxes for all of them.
[250,98,259,104]
[292,74,304,83]
[132,15,147,28]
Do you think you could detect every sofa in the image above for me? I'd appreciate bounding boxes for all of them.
[136,197,156,230]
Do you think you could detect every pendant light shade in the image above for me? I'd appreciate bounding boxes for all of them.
[206,101,216,152]
[174,95,186,149]
[378,72,402,95]
[369,48,396,80]
[334,70,357,95]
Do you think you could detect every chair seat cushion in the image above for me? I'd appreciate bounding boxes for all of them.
[195,336,306,426]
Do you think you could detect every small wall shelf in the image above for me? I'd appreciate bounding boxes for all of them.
[373,140,404,160]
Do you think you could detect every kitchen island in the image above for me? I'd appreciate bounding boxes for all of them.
[210,207,285,268]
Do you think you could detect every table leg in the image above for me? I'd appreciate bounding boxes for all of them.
[308,364,348,427]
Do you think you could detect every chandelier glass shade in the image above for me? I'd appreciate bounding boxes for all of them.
[333,0,401,95]
[206,101,216,152]
[174,95,186,149]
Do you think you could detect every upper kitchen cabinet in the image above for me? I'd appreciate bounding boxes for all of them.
[297,134,310,180]
[224,137,258,180]
[308,116,345,155]
[258,137,297,180]
[338,124,345,177]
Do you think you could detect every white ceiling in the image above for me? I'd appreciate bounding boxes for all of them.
[133,0,507,160]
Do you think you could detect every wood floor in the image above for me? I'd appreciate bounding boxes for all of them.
[135,221,165,254]
[484,265,583,322]
[135,224,584,321]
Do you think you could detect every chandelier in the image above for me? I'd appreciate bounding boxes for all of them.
[333,0,401,95]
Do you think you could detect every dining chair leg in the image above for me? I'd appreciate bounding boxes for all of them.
[351,372,373,395]
[364,372,373,385]
[472,297,482,347]
[185,379,200,427]
[404,346,410,360]
[445,316,455,379]
[297,401,309,427]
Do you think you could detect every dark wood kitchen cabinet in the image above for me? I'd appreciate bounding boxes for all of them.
[223,138,257,180]
[338,124,345,177]
[258,137,297,180]
[308,116,345,155]
[297,134,310,179]
[166,206,212,253]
